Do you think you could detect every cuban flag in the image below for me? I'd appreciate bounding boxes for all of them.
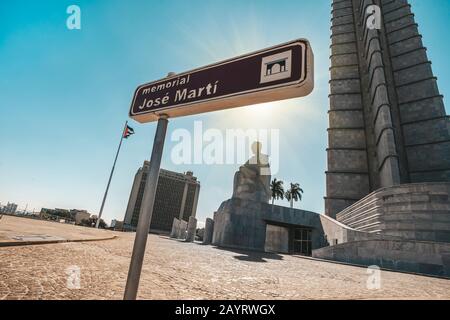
[123,125,135,139]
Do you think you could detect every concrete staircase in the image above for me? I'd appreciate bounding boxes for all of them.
[313,238,450,278]
[315,183,450,277]
[336,183,450,243]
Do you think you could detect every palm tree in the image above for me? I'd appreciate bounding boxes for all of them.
[285,183,304,208]
[270,178,284,205]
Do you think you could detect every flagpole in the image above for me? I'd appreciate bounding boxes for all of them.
[96,121,128,228]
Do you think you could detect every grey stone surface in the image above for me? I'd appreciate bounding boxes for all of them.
[185,216,197,242]
[212,198,267,251]
[170,218,180,238]
[232,142,271,203]
[203,218,214,245]
[326,0,450,218]
[336,182,450,243]
[313,239,450,278]
[177,219,188,240]
[211,196,385,252]
[170,217,188,240]
[264,225,289,254]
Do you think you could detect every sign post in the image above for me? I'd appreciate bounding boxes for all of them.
[124,39,314,299]
[123,114,169,300]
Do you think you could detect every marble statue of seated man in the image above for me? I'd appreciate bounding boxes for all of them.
[232,141,271,203]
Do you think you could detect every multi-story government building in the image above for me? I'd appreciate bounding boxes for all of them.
[123,162,200,234]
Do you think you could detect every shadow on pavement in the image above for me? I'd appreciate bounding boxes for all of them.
[212,246,284,263]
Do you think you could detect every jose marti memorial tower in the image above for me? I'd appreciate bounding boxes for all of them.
[210,0,450,277]
[326,0,450,219]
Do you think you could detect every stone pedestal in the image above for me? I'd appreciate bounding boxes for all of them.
[170,218,180,238]
[177,219,188,240]
[185,216,197,242]
[203,218,214,244]
[212,198,267,251]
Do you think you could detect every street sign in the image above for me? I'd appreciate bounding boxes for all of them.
[124,38,314,300]
[129,39,314,123]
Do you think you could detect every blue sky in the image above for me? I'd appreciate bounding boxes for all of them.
[0,0,449,225]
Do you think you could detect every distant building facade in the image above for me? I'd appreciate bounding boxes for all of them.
[72,210,91,225]
[110,219,124,231]
[123,162,200,234]
[40,208,73,222]
[39,208,92,225]
[1,202,18,214]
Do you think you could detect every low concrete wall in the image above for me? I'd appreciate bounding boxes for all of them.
[212,197,384,252]
[261,203,387,248]
[313,239,450,278]
[318,214,391,245]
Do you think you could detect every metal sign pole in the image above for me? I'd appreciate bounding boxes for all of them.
[123,114,169,300]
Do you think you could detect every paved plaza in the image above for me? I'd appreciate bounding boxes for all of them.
[0,215,116,245]
[0,216,449,300]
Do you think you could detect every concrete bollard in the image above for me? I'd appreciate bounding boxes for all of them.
[170,218,180,238]
[185,216,197,242]
[203,218,214,244]
[177,219,188,240]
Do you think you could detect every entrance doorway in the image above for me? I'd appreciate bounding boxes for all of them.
[291,227,312,256]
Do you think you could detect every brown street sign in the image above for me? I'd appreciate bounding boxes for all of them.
[129,39,314,123]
